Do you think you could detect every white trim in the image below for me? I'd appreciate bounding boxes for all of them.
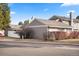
[26,25,48,28]
[48,29,60,32]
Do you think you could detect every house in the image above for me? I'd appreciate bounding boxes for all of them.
[7,25,22,38]
[49,12,79,31]
[60,19,79,31]
[24,18,72,40]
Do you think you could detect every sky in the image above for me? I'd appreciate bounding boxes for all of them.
[9,3,79,24]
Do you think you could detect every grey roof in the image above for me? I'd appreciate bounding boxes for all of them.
[63,19,79,23]
[49,15,79,23]
[49,15,69,20]
[29,18,72,29]
[9,25,22,30]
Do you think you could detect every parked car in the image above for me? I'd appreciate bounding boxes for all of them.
[0,30,5,37]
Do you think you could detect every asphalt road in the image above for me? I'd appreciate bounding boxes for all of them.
[0,40,79,56]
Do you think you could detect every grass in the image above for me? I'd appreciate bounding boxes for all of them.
[1,36,79,44]
[57,39,79,44]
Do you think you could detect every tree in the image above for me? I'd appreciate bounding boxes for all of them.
[0,3,10,30]
[76,16,79,19]
[24,20,29,24]
[18,21,23,25]
[0,5,4,30]
[49,15,59,20]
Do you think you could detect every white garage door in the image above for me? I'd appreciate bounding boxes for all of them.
[8,31,20,38]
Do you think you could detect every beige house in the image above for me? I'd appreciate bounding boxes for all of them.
[24,18,72,39]
[7,25,22,38]
[61,19,79,31]
[49,12,79,31]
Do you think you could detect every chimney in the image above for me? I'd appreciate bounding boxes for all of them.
[69,12,73,31]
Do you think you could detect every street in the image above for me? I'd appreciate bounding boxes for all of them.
[0,39,79,56]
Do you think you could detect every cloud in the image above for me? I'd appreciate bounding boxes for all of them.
[11,11,16,15]
[59,0,79,7]
[43,8,48,12]
[66,10,76,18]
[66,10,75,16]
[61,3,79,7]
[67,10,75,13]
[8,3,14,6]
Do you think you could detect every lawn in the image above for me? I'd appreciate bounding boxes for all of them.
[57,39,79,44]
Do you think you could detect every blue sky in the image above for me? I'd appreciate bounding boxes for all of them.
[9,3,79,24]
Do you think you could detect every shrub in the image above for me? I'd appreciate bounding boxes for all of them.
[68,31,79,39]
[43,32,48,41]
[55,31,79,40]
[44,31,79,41]
[23,28,34,39]
[54,31,66,40]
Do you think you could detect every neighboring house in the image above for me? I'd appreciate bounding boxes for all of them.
[24,18,72,39]
[7,25,22,38]
[52,16,79,31]
[49,12,79,31]
[61,19,79,31]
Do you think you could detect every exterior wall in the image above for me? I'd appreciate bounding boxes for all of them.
[48,28,71,32]
[62,21,69,25]
[8,30,20,38]
[73,23,79,30]
[48,28,60,32]
[29,26,48,40]
[62,20,79,31]
[26,25,72,40]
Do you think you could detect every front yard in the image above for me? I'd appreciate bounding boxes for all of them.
[0,37,79,45]
[57,39,79,44]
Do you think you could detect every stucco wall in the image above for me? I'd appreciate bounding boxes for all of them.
[73,23,79,30]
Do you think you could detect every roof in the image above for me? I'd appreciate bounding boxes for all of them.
[49,15,69,20]
[28,18,72,29]
[49,15,79,23]
[9,25,22,30]
[63,19,79,23]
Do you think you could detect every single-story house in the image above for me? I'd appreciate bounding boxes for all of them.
[49,15,79,31]
[61,19,79,31]
[24,18,72,40]
[7,25,22,38]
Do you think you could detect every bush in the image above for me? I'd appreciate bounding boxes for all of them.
[43,32,48,41]
[68,31,79,39]
[23,28,34,39]
[46,31,79,41]
[54,31,66,40]
[48,32,56,41]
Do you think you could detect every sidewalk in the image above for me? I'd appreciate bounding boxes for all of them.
[15,39,79,46]
[0,37,79,46]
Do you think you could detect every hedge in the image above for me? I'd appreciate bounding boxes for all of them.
[45,31,79,40]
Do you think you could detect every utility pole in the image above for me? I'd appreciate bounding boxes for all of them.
[70,12,73,31]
